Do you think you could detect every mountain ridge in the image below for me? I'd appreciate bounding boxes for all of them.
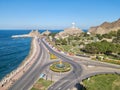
[89,18,120,34]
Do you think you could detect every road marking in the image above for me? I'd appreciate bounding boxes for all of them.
[58,87,61,89]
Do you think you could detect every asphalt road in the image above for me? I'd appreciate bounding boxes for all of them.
[9,38,120,90]
[42,38,120,90]
[9,38,50,90]
[42,39,83,90]
[9,38,82,90]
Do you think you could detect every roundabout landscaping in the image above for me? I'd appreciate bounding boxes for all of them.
[50,61,71,73]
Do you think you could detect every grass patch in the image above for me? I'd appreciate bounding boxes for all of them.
[31,78,53,90]
[83,74,120,90]
[50,53,57,60]
[60,45,72,52]
[102,59,120,65]
[31,88,39,90]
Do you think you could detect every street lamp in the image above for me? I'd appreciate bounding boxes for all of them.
[46,70,48,80]
[51,73,52,82]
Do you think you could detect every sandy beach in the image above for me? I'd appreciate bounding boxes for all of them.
[0,37,40,90]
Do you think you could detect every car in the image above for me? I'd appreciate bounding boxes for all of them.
[40,73,45,78]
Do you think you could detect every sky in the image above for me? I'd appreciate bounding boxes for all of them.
[0,0,120,30]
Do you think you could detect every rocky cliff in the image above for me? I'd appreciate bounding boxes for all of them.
[89,19,120,34]
[55,27,83,39]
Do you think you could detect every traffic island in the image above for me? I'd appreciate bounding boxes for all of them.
[50,61,71,73]
[50,53,57,60]
[31,78,53,90]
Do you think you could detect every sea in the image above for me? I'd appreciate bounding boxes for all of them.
[0,30,63,80]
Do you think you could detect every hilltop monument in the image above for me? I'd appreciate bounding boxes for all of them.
[55,22,83,39]
[72,22,75,28]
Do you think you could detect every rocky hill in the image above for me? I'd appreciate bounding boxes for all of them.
[29,30,41,37]
[55,23,83,39]
[41,30,51,36]
[89,19,120,34]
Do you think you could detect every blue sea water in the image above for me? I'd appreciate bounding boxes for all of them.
[0,30,31,80]
[0,30,63,80]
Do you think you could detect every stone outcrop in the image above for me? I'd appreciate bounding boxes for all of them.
[89,19,120,34]
[29,30,41,37]
[41,30,51,36]
[11,30,41,38]
[55,23,83,39]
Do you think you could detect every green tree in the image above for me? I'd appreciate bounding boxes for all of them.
[83,32,90,37]
[61,39,67,45]
[55,39,61,45]
[117,29,120,37]
[96,34,103,40]
[112,29,120,43]
[49,33,57,38]
[102,34,112,39]
[109,31,117,37]
[84,40,119,54]
[74,36,80,40]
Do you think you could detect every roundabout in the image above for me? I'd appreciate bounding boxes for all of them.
[50,60,71,73]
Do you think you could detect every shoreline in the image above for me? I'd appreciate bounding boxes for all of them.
[0,37,40,90]
[19,38,34,66]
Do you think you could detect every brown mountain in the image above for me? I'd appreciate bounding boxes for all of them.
[89,19,120,34]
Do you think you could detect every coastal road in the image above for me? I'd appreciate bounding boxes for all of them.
[9,37,120,90]
[42,38,120,90]
[42,39,84,90]
[9,38,50,90]
[9,38,82,90]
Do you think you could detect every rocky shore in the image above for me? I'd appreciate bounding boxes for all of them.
[0,37,40,90]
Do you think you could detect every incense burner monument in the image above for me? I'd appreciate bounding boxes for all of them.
[50,60,71,73]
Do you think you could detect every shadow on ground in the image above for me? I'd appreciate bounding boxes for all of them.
[75,83,86,90]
